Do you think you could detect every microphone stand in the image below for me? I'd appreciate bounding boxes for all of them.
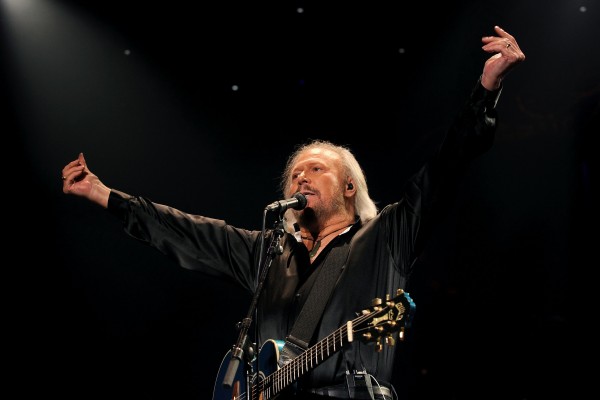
[221,210,286,390]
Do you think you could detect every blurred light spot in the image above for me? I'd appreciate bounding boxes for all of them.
[297,8,304,14]
[124,49,131,56]
[3,0,35,14]
[298,79,305,86]
[579,6,587,12]
[231,85,239,91]
[398,47,406,54]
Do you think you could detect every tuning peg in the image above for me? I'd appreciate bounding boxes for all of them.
[371,297,382,307]
[385,334,395,347]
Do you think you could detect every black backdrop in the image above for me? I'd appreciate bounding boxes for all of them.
[5,0,595,399]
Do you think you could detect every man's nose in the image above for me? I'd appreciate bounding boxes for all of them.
[296,172,309,185]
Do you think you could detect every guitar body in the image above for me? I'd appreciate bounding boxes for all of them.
[255,339,284,384]
[213,340,285,400]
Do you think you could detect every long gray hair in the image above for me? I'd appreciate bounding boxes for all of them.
[280,139,378,231]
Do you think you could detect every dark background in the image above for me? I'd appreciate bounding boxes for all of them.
[5,0,595,399]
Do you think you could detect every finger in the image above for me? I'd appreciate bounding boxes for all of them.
[482,35,517,53]
[494,26,522,53]
[494,26,516,42]
[62,172,72,192]
[62,157,83,174]
[62,165,85,184]
[481,26,517,47]
[78,152,87,169]
[62,164,80,183]
[481,40,508,54]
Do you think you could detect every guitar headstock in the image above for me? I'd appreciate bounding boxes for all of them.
[355,289,416,351]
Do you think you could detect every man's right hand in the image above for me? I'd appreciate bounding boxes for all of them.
[62,153,111,208]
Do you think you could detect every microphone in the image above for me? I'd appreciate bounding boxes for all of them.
[265,192,307,212]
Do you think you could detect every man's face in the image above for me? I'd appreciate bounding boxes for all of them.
[288,148,346,223]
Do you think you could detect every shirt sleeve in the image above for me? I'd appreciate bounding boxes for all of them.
[106,189,260,292]
[383,76,501,273]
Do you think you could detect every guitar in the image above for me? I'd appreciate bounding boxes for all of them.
[213,288,416,400]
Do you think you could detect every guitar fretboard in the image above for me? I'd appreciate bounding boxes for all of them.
[254,314,369,399]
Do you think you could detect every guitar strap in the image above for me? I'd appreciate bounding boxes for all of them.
[278,239,351,366]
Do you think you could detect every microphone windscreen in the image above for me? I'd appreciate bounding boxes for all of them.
[292,192,307,210]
